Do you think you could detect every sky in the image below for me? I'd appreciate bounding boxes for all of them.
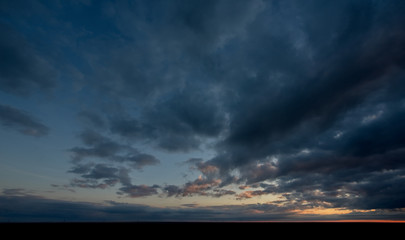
[1,0,405,222]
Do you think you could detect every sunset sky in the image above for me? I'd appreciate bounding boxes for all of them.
[1,0,405,222]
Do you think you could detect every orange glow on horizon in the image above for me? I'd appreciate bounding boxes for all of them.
[327,219,405,223]
[245,219,405,223]
[290,207,352,215]
[288,207,378,216]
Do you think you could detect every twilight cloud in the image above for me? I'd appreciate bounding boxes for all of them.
[69,129,160,169]
[58,0,405,212]
[0,23,56,96]
[2,0,405,222]
[0,104,49,137]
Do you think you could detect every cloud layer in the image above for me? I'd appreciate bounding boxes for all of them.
[0,104,49,137]
[2,189,405,222]
[64,0,405,211]
[2,0,405,219]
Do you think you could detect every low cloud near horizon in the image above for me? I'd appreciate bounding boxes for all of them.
[2,188,405,222]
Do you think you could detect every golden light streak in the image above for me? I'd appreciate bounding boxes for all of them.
[290,207,352,215]
[290,207,376,215]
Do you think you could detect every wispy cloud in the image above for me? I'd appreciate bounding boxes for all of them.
[0,104,49,137]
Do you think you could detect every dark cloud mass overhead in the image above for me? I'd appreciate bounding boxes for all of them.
[0,24,56,96]
[1,0,405,221]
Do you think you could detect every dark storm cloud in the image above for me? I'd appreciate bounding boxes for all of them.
[73,0,263,152]
[218,0,405,166]
[80,0,405,171]
[142,89,226,152]
[0,104,49,136]
[4,0,405,214]
[173,0,405,211]
[0,23,56,96]
[335,104,405,157]
[346,169,405,210]
[108,114,202,153]
[232,148,405,210]
[271,168,405,211]
[227,97,405,209]
[105,87,227,152]
[55,0,405,212]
